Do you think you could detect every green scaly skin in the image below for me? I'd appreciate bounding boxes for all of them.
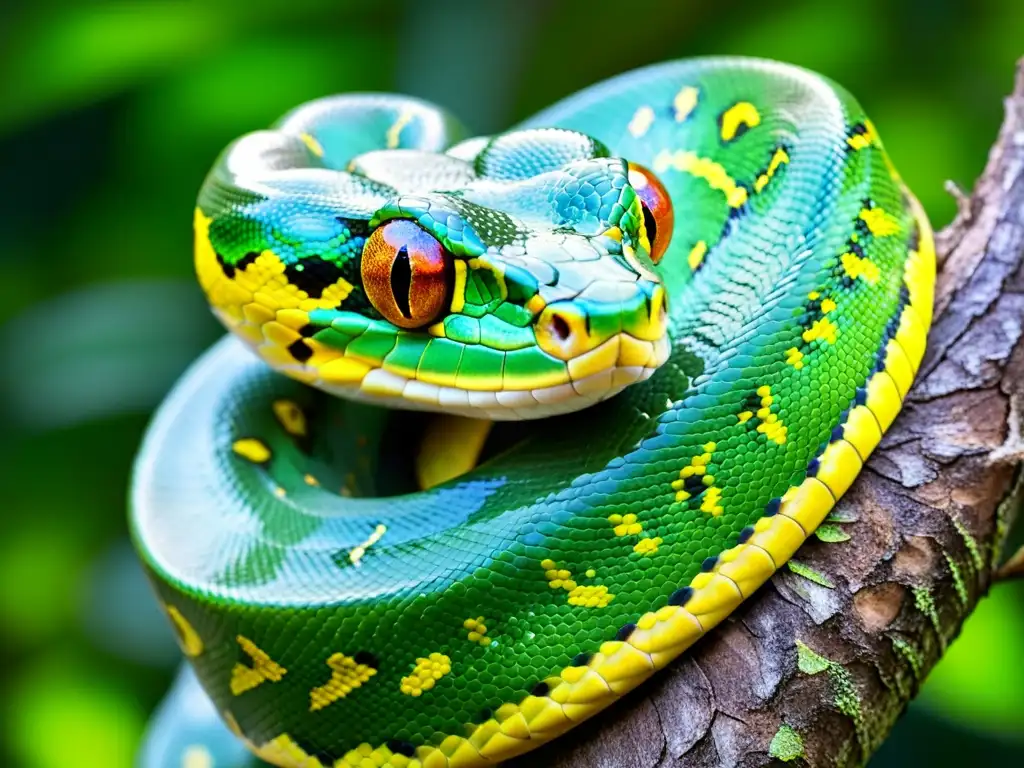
[131,57,935,768]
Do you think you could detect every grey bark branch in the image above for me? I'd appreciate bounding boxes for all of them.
[509,58,1024,768]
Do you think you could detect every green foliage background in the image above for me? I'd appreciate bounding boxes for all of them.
[0,1,1021,765]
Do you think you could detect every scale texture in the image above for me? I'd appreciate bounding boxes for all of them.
[130,57,936,768]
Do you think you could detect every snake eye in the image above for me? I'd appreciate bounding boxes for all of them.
[627,162,674,264]
[361,219,453,329]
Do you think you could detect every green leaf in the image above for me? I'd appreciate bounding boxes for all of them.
[787,559,836,588]
[815,523,852,543]
[5,652,146,768]
[919,582,1024,741]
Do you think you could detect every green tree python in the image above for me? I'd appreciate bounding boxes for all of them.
[130,56,936,768]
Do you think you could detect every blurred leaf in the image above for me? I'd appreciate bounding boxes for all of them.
[917,582,1024,740]
[127,32,395,159]
[0,524,86,647]
[5,651,146,768]
[0,0,367,135]
[870,92,976,229]
[709,0,885,81]
[0,279,221,430]
[2,1,227,133]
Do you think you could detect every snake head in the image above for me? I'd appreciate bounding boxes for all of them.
[195,108,673,420]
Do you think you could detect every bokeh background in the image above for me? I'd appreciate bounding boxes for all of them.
[0,0,1021,766]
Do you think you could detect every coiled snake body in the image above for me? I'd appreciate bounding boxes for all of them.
[131,57,935,767]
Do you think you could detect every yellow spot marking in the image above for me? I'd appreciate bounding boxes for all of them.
[846,120,879,151]
[840,251,881,285]
[232,438,270,463]
[309,653,378,711]
[808,290,820,300]
[230,636,287,695]
[673,85,699,121]
[273,486,286,498]
[585,568,596,578]
[298,132,324,157]
[464,616,493,646]
[567,584,614,607]
[754,147,790,193]
[349,524,387,567]
[633,536,663,555]
[673,441,723,510]
[719,101,761,142]
[607,513,642,537]
[400,652,451,696]
[541,559,614,606]
[386,107,415,149]
[737,410,753,423]
[628,106,655,137]
[303,473,319,487]
[607,512,661,555]
[753,386,788,445]
[699,486,723,516]
[181,745,214,768]
[165,605,203,657]
[247,733,324,768]
[820,297,837,314]
[652,149,748,207]
[272,399,306,437]
[688,240,708,270]
[802,317,838,345]
[785,347,804,370]
[859,207,901,237]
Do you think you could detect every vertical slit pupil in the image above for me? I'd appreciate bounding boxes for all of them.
[390,246,413,318]
[641,203,658,250]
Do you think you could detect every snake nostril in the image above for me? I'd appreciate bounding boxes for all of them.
[550,313,571,342]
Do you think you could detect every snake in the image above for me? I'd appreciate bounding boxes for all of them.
[130,56,935,768]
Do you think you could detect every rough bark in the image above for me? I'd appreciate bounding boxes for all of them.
[508,59,1024,768]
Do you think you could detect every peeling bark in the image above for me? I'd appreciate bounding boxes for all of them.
[509,59,1024,768]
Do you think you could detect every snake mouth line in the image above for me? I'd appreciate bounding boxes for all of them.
[308,332,671,421]
[212,295,670,421]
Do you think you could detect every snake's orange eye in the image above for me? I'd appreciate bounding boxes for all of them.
[628,162,674,264]
[361,219,453,329]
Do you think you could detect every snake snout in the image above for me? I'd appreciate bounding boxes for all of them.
[535,283,670,391]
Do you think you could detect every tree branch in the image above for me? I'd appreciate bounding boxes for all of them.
[510,58,1024,768]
